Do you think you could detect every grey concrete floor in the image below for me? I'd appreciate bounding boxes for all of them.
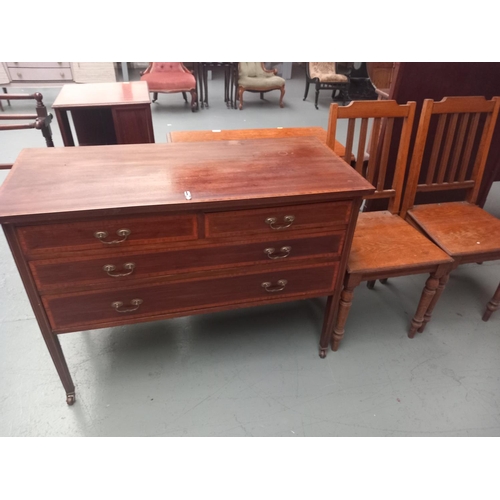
[1,66,499,436]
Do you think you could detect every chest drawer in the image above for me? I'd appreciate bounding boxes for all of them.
[9,67,73,81]
[43,263,338,332]
[205,201,351,238]
[30,231,345,292]
[17,214,198,258]
[7,62,71,68]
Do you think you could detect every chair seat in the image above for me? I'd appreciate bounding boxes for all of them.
[348,211,452,274]
[141,72,196,92]
[238,75,285,89]
[407,202,500,257]
[316,73,348,83]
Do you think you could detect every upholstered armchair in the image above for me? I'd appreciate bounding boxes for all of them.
[140,62,198,112]
[237,63,285,110]
[304,62,351,109]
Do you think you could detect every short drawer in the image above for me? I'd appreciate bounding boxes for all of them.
[9,67,73,81]
[205,201,351,238]
[30,232,345,292]
[43,263,338,331]
[7,62,71,68]
[17,214,198,257]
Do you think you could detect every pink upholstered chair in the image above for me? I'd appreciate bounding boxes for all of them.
[140,62,198,111]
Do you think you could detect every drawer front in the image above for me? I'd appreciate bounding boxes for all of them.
[205,201,351,238]
[43,264,338,331]
[7,62,71,68]
[17,214,198,257]
[9,67,73,81]
[31,232,345,292]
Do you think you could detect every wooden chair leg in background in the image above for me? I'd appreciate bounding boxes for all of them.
[418,273,450,333]
[303,81,310,101]
[408,273,441,338]
[182,92,188,103]
[279,87,285,108]
[238,87,244,110]
[483,282,500,321]
[331,274,361,352]
[152,92,158,103]
[189,90,198,112]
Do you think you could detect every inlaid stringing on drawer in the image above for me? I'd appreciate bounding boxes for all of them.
[205,201,352,237]
[42,263,339,332]
[30,231,345,292]
[17,213,198,257]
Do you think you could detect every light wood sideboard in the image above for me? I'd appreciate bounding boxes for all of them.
[0,138,374,404]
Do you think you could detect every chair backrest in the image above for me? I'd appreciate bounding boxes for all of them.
[401,96,500,216]
[239,62,267,78]
[0,92,54,169]
[308,63,336,80]
[148,63,187,73]
[326,99,416,214]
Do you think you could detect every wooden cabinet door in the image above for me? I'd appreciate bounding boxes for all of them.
[112,104,154,144]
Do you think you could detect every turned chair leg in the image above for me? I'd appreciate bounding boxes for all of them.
[303,81,310,100]
[483,282,500,321]
[332,284,357,351]
[418,273,449,333]
[279,86,285,108]
[409,274,440,338]
[190,90,198,112]
[182,92,188,103]
[260,92,264,99]
[152,92,158,103]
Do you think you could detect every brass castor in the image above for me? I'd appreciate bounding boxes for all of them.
[319,349,326,359]
[66,394,76,406]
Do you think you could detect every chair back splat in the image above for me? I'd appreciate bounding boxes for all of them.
[326,99,416,214]
[401,96,500,216]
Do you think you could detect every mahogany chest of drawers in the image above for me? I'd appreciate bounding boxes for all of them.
[0,137,374,404]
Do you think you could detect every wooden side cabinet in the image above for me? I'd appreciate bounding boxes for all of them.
[0,138,374,404]
[52,81,154,146]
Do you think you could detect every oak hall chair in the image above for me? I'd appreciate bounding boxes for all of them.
[140,63,198,111]
[401,96,500,331]
[304,63,351,109]
[326,100,453,351]
[237,63,285,110]
[483,282,500,321]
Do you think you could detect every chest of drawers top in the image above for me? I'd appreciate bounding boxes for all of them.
[0,137,374,223]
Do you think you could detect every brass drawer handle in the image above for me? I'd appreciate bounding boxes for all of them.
[17,72,22,78]
[265,215,295,230]
[112,298,143,313]
[264,246,291,259]
[60,72,65,78]
[94,228,131,244]
[103,262,135,277]
[261,279,288,292]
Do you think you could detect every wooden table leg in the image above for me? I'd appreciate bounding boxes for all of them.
[55,109,75,147]
[483,282,500,321]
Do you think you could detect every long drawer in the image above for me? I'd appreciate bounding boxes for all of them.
[9,67,73,81]
[17,214,198,257]
[43,263,338,331]
[205,201,351,237]
[7,62,71,68]
[30,231,344,292]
